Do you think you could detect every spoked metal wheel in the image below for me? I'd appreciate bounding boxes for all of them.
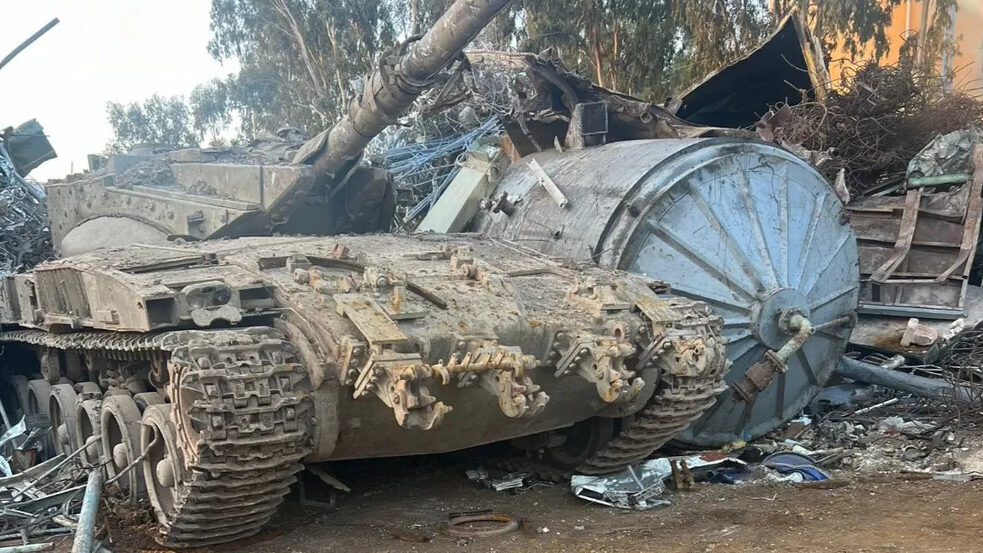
[610,142,860,446]
[48,384,79,455]
[101,394,145,503]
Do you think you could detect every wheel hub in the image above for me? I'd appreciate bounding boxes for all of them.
[113,442,129,469]
[752,288,811,350]
[155,458,175,488]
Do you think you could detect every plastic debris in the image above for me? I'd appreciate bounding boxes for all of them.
[760,452,830,482]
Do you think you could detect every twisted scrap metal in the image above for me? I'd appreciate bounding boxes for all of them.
[369,46,521,227]
[0,139,51,275]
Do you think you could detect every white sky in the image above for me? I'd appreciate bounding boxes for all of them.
[0,0,238,181]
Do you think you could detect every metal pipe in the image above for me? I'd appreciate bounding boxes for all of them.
[0,18,60,74]
[528,159,568,208]
[70,470,103,553]
[774,313,813,362]
[0,544,54,553]
[906,173,972,189]
[836,356,978,406]
[733,313,813,403]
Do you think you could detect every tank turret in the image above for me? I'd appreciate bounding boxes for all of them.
[45,0,513,255]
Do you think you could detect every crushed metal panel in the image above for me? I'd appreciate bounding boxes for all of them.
[674,12,830,128]
[465,50,751,158]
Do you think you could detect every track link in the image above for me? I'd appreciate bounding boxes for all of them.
[0,327,315,549]
[154,329,314,548]
[576,300,727,474]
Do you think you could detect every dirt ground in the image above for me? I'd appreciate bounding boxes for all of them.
[63,455,983,553]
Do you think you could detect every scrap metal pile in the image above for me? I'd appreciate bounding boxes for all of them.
[0,406,110,553]
[0,122,54,275]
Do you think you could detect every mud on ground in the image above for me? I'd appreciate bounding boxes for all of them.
[73,456,983,553]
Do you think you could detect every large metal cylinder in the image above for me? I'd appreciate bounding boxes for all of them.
[476,138,860,447]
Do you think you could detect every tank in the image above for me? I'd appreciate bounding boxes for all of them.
[474,138,860,447]
[0,233,726,546]
[0,2,732,546]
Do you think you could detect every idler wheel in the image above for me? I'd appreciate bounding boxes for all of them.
[101,394,145,503]
[141,404,182,522]
[48,384,79,454]
[75,399,103,465]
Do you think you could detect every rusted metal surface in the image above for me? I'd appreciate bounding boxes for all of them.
[869,189,922,283]
[444,513,518,537]
[0,233,726,547]
[464,50,751,159]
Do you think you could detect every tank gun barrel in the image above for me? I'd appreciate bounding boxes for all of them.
[294,0,512,189]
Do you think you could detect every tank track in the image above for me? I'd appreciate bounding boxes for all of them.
[0,327,314,549]
[576,300,727,474]
[156,330,313,548]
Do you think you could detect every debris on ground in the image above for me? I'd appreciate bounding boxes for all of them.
[444,512,518,538]
[570,454,746,510]
[0,402,121,552]
[763,351,983,479]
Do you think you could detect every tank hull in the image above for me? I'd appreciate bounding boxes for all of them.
[0,234,726,458]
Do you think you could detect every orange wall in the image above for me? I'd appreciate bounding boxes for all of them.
[829,0,983,95]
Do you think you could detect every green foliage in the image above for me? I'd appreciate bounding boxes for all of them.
[207,0,395,134]
[105,95,198,153]
[104,0,963,148]
[190,79,232,144]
